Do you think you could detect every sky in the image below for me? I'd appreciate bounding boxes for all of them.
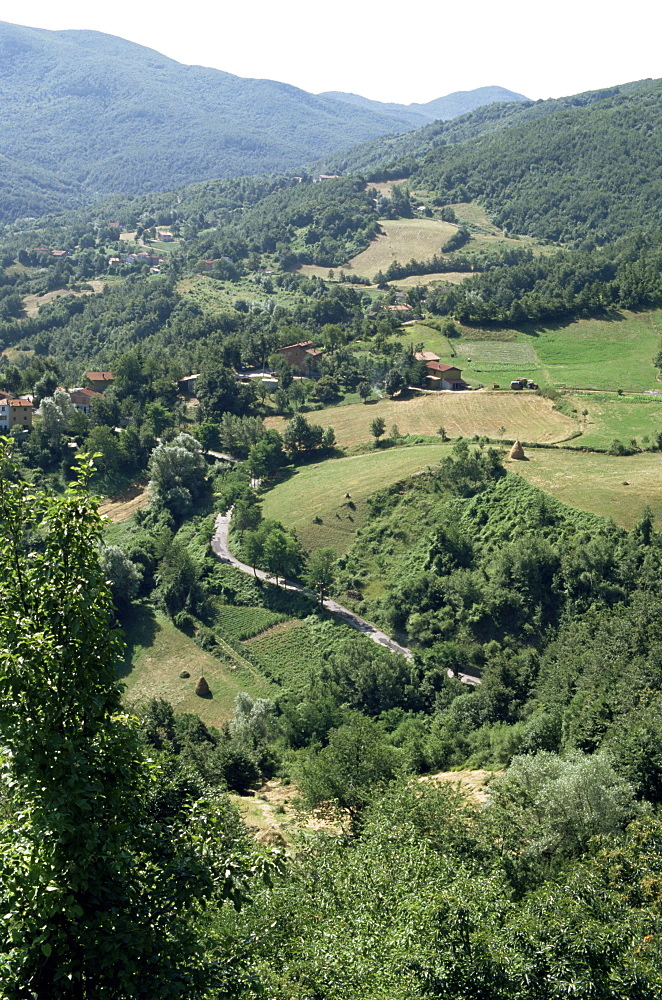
[1,0,660,105]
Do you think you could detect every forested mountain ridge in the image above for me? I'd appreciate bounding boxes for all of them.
[312,77,655,181]
[0,21,528,225]
[0,20,415,220]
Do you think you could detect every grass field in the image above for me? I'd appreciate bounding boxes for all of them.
[266,392,578,452]
[263,444,451,552]
[568,393,662,450]
[531,311,662,391]
[408,310,662,392]
[447,202,501,233]
[506,448,662,529]
[177,274,304,315]
[119,606,275,726]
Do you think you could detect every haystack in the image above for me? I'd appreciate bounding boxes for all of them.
[195,676,211,697]
[510,440,526,460]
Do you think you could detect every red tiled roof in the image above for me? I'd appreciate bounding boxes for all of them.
[68,388,102,401]
[85,371,114,381]
[427,361,461,374]
[280,341,314,351]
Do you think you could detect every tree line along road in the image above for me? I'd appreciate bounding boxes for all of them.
[211,510,481,686]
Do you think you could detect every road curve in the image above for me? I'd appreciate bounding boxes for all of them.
[210,511,481,685]
[211,511,414,660]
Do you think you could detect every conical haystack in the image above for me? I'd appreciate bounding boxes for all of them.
[195,676,211,698]
[510,440,526,460]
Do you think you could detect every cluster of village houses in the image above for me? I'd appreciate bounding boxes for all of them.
[0,340,471,434]
[270,341,468,391]
[0,372,114,432]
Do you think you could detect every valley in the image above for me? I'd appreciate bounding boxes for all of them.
[3,44,662,995]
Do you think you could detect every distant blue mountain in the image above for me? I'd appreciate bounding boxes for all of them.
[319,86,530,127]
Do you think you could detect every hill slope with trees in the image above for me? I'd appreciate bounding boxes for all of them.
[0,20,420,220]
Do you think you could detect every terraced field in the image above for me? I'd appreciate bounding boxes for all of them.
[214,603,286,640]
[243,619,316,689]
[267,392,578,451]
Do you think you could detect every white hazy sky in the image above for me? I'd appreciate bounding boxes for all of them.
[2,1,660,104]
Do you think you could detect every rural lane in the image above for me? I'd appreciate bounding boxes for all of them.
[210,511,480,685]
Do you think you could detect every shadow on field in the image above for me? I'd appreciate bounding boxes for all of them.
[116,602,159,679]
[523,309,627,338]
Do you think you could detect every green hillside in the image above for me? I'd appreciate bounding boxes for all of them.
[313,78,653,180]
[0,20,420,221]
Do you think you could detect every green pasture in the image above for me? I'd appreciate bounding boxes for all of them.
[530,311,662,390]
[118,606,275,726]
[410,310,662,392]
[261,445,453,553]
[570,393,662,450]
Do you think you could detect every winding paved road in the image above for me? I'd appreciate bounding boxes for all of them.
[211,511,481,685]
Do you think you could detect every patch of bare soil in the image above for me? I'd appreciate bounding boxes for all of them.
[418,768,498,804]
[231,779,341,846]
[98,479,149,523]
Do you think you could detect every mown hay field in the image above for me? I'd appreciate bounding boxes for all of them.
[299,218,457,280]
[266,392,578,451]
[262,444,449,553]
[507,448,662,529]
[119,607,275,726]
[98,480,149,523]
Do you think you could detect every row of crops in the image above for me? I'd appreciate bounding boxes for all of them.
[212,601,377,693]
[213,602,286,640]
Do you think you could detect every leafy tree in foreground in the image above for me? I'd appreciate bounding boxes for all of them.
[299,714,399,832]
[0,443,260,998]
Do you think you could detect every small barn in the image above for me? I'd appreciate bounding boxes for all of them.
[177,374,201,396]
